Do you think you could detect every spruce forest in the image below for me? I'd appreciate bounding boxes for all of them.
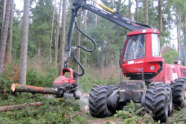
[0,0,186,123]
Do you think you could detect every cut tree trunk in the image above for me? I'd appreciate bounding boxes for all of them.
[54,0,62,66]
[11,83,57,94]
[0,0,12,76]
[19,0,30,85]
[0,102,42,112]
[59,0,67,75]
[49,0,56,63]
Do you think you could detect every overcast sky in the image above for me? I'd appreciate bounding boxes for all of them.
[14,0,178,50]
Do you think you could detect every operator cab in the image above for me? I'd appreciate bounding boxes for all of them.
[120,29,163,81]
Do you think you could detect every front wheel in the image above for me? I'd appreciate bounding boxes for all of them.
[89,85,117,117]
[143,84,170,123]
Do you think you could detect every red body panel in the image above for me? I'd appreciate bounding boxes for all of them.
[121,29,163,76]
[153,64,186,84]
[53,68,75,85]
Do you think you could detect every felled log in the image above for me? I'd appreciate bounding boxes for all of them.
[11,83,57,94]
[0,102,42,112]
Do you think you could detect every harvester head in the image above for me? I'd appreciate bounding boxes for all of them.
[52,68,80,99]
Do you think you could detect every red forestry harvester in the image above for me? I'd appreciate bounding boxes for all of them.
[11,0,186,122]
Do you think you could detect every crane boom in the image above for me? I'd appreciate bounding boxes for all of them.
[64,0,151,76]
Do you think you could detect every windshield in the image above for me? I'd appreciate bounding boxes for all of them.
[124,34,145,62]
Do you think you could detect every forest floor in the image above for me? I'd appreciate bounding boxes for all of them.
[0,91,186,124]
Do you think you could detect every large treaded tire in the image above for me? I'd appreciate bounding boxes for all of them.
[163,84,173,115]
[172,78,186,109]
[143,83,170,123]
[89,85,114,117]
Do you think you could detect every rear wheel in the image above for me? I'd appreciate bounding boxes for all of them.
[89,85,115,117]
[143,83,170,123]
[172,78,186,109]
[162,84,172,115]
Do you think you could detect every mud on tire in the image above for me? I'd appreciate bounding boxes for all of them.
[88,85,116,117]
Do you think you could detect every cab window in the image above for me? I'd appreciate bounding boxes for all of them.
[124,34,145,62]
[152,34,160,57]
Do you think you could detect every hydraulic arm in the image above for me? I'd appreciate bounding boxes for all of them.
[64,0,151,77]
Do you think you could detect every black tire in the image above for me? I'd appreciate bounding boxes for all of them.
[144,85,169,123]
[162,84,172,115]
[88,85,113,117]
[143,86,155,113]
[172,78,186,109]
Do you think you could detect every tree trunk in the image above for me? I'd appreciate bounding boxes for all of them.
[37,41,41,59]
[128,0,131,20]
[11,83,56,94]
[177,14,181,57]
[0,102,42,112]
[59,0,67,75]
[8,0,14,61]
[84,10,88,68]
[143,0,148,25]
[84,10,87,30]
[19,0,30,85]
[184,12,186,65]
[158,0,162,32]
[95,15,98,26]
[77,9,82,84]
[49,0,56,63]
[0,0,11,76]
[2,0,7,28]
[54,0,62,66]
[135,0,138,22]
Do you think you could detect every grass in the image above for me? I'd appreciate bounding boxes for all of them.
[0,93,186,124]
[0,61,185,124]
[0,94,88,124]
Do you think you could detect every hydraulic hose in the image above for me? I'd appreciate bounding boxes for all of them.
[75,22,96,52]
[72,48,84,77]
[72,22,97,77]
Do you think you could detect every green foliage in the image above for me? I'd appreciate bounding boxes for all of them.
[114,100,147,124]
[26,64,58,88]
[79,67,120,92]
[12,17,22,58]
[0,94,87,124]
[114,100,154,124]
[0,60,19,97]
[162,48,178,64]
[29,0,54,56]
